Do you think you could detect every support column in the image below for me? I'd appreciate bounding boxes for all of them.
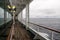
[26,3,29,30]
[4,10,7,23]
[7,12,8,18]
[20,11,23,22]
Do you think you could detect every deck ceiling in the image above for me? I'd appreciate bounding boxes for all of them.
[0,0,32,16]
[9,0,32,16]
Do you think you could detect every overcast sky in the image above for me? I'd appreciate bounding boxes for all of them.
[22,0,60,18]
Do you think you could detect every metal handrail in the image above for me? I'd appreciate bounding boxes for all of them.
[28,22,60,33]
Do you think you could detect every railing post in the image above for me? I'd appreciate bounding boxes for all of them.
[26,3,29,30]
[4,10,7,23]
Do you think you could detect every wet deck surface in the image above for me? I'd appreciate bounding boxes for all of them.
[7,20,33,40]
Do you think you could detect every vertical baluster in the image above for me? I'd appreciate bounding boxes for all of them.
[26,3,29,30]
[52,31,54,40]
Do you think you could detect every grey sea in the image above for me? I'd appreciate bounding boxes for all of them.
[29,18,60,30]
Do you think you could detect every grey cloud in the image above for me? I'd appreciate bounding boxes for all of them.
[30,9,56,14]
[42,9,56,14]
